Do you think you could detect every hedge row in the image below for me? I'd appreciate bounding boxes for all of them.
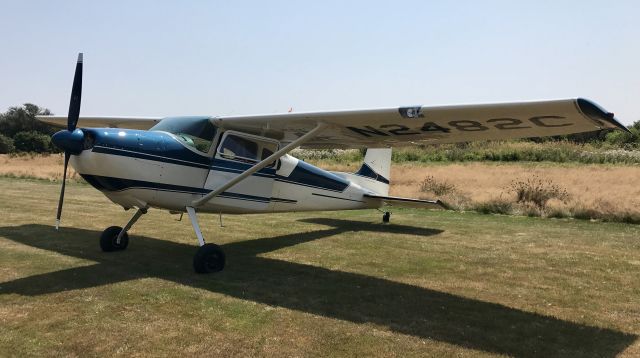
[0,131,59,154]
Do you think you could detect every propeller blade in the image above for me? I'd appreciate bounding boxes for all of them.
[54,53,84,229]
[67,53,83,131]
[55,153,70,230]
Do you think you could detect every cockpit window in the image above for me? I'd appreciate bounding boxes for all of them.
[150,117,216,154]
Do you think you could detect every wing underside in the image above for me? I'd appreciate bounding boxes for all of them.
[37,98,627,148]
[214,98,627,148]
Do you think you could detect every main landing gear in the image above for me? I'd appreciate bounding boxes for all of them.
[382,211,391,223]
[186,207,226,273]
[99,206,225,273]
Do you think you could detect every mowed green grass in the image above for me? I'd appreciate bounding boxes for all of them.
[0,178,639,357]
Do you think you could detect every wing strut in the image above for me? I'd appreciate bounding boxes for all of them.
[191,122,327,207]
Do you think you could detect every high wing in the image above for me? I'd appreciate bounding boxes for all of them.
[36,116,161,130]
[38,98,627,148]
[214,98,627,148]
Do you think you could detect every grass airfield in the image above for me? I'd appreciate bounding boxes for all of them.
[1,178,639,357]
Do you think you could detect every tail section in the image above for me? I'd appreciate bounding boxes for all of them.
[332,148,445,211]
[353,148,391,195]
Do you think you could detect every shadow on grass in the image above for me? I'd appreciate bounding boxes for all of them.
[0,220,636,357]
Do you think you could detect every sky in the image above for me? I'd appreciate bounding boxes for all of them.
[1,0,638,124]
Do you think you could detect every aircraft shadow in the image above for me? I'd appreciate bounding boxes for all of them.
[0,221,636,357]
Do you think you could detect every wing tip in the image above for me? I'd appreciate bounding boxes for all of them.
[576,98,630,133]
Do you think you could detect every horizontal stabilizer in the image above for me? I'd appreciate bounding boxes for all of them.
[364,194,447,210]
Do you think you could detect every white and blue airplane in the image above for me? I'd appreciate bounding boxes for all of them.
[39,54,628,273]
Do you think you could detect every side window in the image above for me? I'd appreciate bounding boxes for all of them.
[217,132,280,167]
[261,142,278,167]
[261,147,274,160]
[219,135,258,162]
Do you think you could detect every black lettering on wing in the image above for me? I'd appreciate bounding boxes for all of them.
[448,120,489,131]
[529,116,572,127]
[346,126,389,137]
[487,118,531,130]
[420,122,451,133]
[380,124,420,135]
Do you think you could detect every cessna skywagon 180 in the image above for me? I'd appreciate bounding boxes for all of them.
[40,54,629,273]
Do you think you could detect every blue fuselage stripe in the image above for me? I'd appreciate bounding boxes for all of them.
[93,146,210,169]
[354,163,390,184]
[80,174,297,204]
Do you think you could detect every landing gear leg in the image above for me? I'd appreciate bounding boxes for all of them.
[100,207,147,252]
[382,211,391,223]
[186,206,225,273]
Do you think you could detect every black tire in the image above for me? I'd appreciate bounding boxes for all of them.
[100,226,129,252]
[193,243,226,273]
[382,212,391,223]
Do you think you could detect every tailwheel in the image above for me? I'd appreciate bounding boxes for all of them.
[382,211,391,223]
[193,243,226,273]
[100,226,129,252]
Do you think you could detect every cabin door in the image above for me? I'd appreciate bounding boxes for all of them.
[203,131,278,212]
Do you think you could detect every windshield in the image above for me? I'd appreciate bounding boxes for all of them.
[150,116,216,154]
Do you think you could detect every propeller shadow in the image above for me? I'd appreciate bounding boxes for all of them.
[0,223,636,357]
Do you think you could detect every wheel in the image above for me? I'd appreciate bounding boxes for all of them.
[193,243,226,273]
[100,226,129,252]
[382,212,391,223]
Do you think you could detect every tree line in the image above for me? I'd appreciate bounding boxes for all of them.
[0,103,639,154]
[0,104,59,153]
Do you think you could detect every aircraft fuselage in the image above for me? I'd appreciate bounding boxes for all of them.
[70,128,382,214]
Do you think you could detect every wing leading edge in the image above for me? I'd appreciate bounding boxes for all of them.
[37,116,161,130]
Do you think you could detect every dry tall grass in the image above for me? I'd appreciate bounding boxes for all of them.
[390,164,640,215]
[319,161,640,222]
[0,154,77,181]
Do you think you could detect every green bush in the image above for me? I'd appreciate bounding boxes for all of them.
[604,120,640,148]
[13,131,52,153]
[304,138,640,165]
[0,134,14,153]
